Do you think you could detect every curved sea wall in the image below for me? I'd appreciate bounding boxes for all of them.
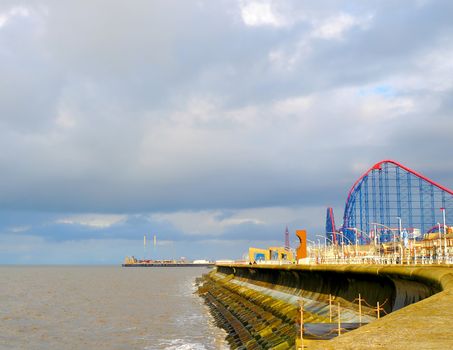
[197,264,453,349]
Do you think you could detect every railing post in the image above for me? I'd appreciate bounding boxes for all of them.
[337,302,341,336]
[299,299,304,349]
[329,294,332,323]
[358,293,362,325]
[377,301,380,319]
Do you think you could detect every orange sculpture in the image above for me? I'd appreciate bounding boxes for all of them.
[296,229,307,260]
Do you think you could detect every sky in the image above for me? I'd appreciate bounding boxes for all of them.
[1,0,453,264]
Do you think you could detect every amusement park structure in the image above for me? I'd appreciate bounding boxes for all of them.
[326,160,453,248]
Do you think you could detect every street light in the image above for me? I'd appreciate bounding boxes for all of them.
[370,222,398,234]
[316,235,329,258]
[324,233,336,245]
[324,233,341,262]
[396,217,402,240]
[338,231,345,260]
[339,234,354,245]
[374,223,378,246]
[441,208,447,235]
[396,217,403,264]
[343,227,373,244]
[317,238,321,254]
[307,239,316,261]
[369,222,386,253]
[319,235,334,245]
[437,222,442,263]
[341,228,359,255]
[371,222,402,262]
[441,208,447,261]
[353,228,358,255]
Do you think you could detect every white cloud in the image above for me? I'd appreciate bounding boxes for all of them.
[272,95,313,115]
[0,234,148,264]
[56,214,127,228]
[0,6,30,28]
[411,47,453,92]
[234,207,324,229]
[266,12,373,71]
[55,113,76,129]
[239,1,286,27]
[151,206,326,237]
[311,12,373,40]
[8,225,31,233]
[267,39,312,71]
[358,95,415,121]
[9,7,30,17]
[0,15,6,28]
[152,210,265,235]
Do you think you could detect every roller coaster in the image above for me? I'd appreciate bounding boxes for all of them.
[327,160,453,245]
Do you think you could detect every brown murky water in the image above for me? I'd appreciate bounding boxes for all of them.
[0,266,227,350]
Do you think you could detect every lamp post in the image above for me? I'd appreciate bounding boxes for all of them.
[339,233,355,262]
[343,236,354,245]
[343,227,376,261]
[374,223,378,246]
[324,233,338,261]
[307,239,316,261]
[396,217,402,240]
[370,223,381,258]
[316,235,329,260]
[327,231,339,246]
[317,239,321,261]
[438,222,442,263]
[371,222,401,262]
[373,223,379,259]
[441,208,447,261]
[339,228,358,255]
[396,217,402,263]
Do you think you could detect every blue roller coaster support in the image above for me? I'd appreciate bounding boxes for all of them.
[341,160,453,244]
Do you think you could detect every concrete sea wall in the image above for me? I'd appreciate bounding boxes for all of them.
[197,264,453,349]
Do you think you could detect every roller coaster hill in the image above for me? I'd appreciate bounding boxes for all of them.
[326,160,453,261]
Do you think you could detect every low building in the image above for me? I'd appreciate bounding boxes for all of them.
[248,246,294,264]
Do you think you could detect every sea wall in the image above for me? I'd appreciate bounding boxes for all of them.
[197,264,453,349]
[216,264,440,313]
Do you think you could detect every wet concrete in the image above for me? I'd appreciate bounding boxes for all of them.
[203,264,453,349]
[310,267,453,349]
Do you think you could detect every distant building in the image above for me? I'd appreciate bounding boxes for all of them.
[248,246,294,264]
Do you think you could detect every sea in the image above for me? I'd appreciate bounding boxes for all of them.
[0,266,228,350]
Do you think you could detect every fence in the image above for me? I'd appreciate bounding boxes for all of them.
[297,293,389,348]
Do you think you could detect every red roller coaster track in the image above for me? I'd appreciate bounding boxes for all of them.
[346,159,453,205]
[335,159,453,244]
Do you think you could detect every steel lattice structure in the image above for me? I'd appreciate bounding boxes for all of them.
[326,207,337,244]
[338,160,453,244]
[284,225,290,250]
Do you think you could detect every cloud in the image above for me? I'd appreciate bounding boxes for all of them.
[8,225,31,233]
[56,214,127,228]
[1,1,453,262]
[151,209,268,236]
[239,1,286,28]
[0,6,30,28]
[311,12,373,40]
